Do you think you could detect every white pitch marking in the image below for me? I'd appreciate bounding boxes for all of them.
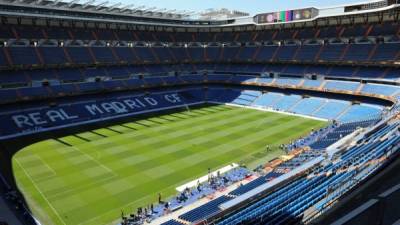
[15,159,67,225]
[35,155,57,176]
[70,146,117,176]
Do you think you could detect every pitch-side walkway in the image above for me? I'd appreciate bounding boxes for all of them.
[149,174,260,225]
[0,196,24,225]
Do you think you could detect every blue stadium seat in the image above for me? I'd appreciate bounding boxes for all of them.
[162,76,182,85]
[296,27,317,39]
[187,47,205,62]
[56,68,84,82]
[324,81,359,92]
[170,47,189,62]
[18,86,49,98]
[339,104,382,122]
[0,89,18,103]
[275,46,298,61]
[342,24,367,37]
[0,48,9,67]
[275,30,295,40]
[78,82,104,93]
[96,30,116,40]
[231,90,261,106]
[65,47,93,64]
[291,98,325,115]
[70,28,94,40]
[0,71,29,85]
[252,93,283,107]
[275,78,302,86]
[180,74,205,83]
[358,67,387,78]
[82,68,107,78]
[125,77,144,88]
[370,43,400,62]
[113,47,137,63]
[143,76,165,86]
[328,66,356,77]
[264,64,285,73]
[102,80,126,90]
[207,74,232,82]
[295,45,321,61]
[302,80,323,88]
[282,65,306,75]
[205,47,222,61]
[46,27,70,39]
[0,26,14,39]
[153,47,174,62]
[217,128,399,225]
[179,196,233,222]
[318,26,339,38]
[29,69,57,81]
[50,83,77,96]
[16,26,44,39]
[384,68,400,80]
[272,95,302,111]
[305,65,330,75]
[237,46,257,61]
[133,47,156,63]
[253,30,274,42]
[255,46,278,61]
[105,67,131,79]
[115,30,138,41]
[313,101,350,119]
[319,44,345,61]
[342,44,374,62]
[39,47,67,65]
[370,22,399,36]
[221,46,241,61]
[91,47,116,63]
[8,47,40,65]
[229,176,267,196]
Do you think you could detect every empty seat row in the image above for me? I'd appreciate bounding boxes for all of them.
[1,43,399,67]
[2,23,398,41]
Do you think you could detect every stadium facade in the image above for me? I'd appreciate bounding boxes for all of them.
[0,0,399,225]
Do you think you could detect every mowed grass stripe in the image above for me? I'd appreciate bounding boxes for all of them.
[17,106,241,180]
[40,108,282,180]
[28,106,246,165]
[63,119,323,225]
[41,111,289,199]
[13,105,326,225]
[76,132,103,141]
[91,107,266,147]
[32,108,279,198]
[44,117,317,220]
[19,107,318,223]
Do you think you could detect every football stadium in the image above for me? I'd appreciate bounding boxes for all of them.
[0,0,400,225]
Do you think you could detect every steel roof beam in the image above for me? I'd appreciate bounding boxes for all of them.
[119,4,134,12]
[106,2,121,11]
[51,0,62,6]
[82,0,95,9]
[68,0,80,7]
[95,0,108,9]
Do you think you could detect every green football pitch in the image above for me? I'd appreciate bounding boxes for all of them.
[12,104,327,225]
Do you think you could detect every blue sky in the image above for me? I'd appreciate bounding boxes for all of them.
[115,0,371,15]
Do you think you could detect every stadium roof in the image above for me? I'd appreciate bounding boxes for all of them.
[0,0,398,28]
[2,0,195,19]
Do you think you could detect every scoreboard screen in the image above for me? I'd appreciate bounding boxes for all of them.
[255,7,318,24]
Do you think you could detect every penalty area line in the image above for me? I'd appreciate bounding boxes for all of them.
[15,159,67,225]
[70,146,117,177]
